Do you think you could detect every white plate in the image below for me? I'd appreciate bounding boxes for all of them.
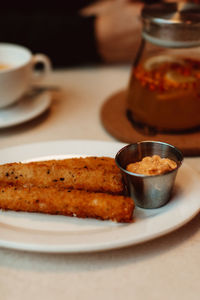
[0,90,51,128]
[0,140,199,253]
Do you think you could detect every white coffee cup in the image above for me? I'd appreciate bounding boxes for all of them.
[0,43,52,108]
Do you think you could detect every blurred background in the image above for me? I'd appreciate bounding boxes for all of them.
[0,0,145,68]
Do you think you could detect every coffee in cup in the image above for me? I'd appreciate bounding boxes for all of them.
[0,43,51,108]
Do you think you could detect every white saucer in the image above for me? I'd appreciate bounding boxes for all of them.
[0,90,51,128]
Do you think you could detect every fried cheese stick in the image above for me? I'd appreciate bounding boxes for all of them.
[0,185,134,223]
[0,157,123,195]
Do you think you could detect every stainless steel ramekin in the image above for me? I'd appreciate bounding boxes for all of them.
[115,141,183,209]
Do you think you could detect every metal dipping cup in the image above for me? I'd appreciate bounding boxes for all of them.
[115,141,183,209]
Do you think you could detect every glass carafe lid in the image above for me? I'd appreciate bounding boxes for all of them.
[142,2,200,48]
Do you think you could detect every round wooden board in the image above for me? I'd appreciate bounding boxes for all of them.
[100,90,200,156]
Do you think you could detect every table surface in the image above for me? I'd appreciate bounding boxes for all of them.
[0,65,200,300]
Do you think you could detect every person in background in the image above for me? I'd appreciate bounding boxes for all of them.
[83,0,143,64]
[0,0,143,67]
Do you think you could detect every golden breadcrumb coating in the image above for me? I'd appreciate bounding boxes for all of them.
[0,185,134,223]
[0,157,134,223]
[0,157,124,194]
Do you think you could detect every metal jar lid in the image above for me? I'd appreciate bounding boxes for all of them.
[142,2,200,48]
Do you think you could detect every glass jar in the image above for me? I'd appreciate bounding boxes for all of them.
[127,2,200,133]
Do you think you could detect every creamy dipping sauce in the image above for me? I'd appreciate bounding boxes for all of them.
[126,155,177,176]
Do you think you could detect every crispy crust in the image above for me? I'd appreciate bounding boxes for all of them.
[0,157,124,195]
[0,157,134,223]
[0,185,134,223]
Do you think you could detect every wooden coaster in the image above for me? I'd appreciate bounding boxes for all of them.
[100,90,200,156]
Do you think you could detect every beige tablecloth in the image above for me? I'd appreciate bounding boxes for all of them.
[0,66,199,300]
